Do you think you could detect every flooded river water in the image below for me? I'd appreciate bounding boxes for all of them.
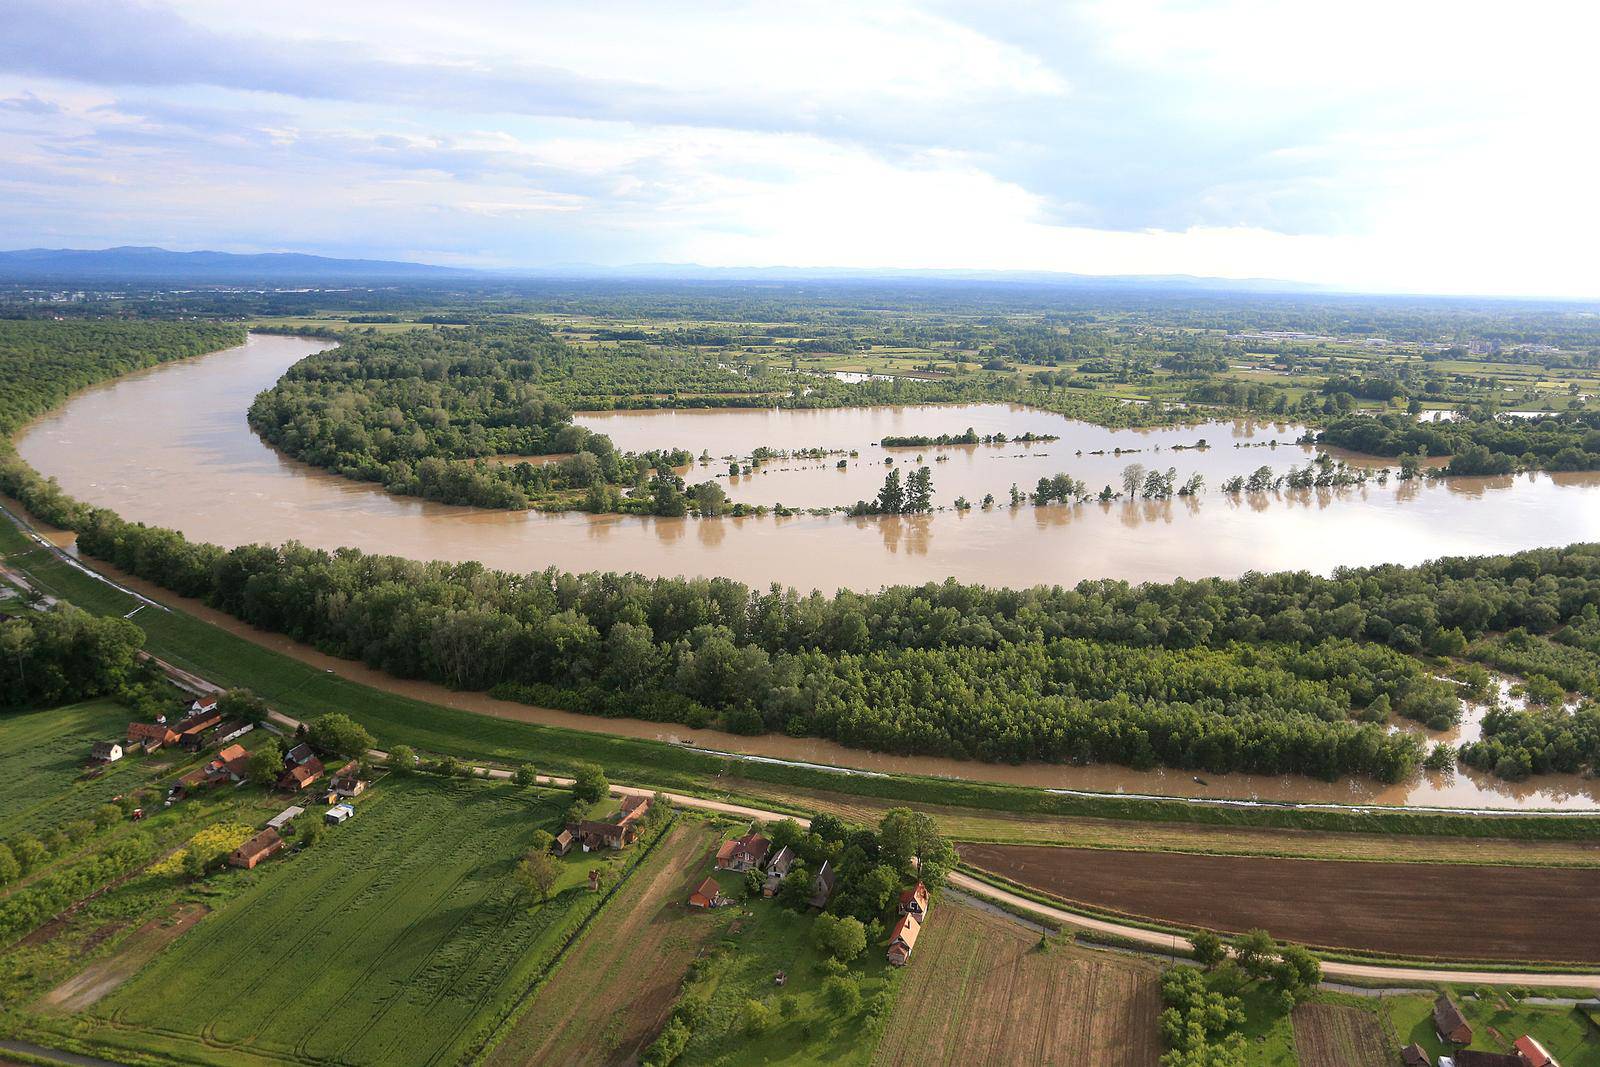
[15,333,1600,809]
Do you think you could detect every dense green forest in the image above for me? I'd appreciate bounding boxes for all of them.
[1319,410,1600,473]
[6,319,1600,784]
[0,607,146,709]
[0,319,245,437]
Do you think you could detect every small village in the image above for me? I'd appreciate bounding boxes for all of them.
[1410,994,1566,1067]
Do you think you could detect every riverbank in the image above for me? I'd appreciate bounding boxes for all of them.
[7,495,1600,828]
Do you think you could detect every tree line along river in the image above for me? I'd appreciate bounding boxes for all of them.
[15,332,1600,810]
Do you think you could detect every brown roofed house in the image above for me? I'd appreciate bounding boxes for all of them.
[887,913,921,966]
[329,760,366,798]
[91,740,123,763]
[552,828,574,856]
[689,876,723,909]
[715,831,770,872]
[898,881,930,919]
[1434,993,1472,1045]
[278,755,325,792]
[127,721,179,753]
[808,860,836,909]
[228,828,284,869]
[1401,1043,1431,1067]
[204,743,251,784]
[1514,1035,1558,1067]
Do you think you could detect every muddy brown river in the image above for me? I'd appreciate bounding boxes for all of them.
[16,333,1600,809]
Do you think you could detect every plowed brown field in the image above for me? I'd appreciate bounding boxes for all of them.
[1291,1003,1391,1067]
[959,842,1600,961]
[872,902,1161,1067]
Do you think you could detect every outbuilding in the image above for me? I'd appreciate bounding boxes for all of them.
[886,913,921,966]
[91,741,123,763]
[1434,993,1473,1045]
[689,876,723,909]
[266,805,305,831]
[228,828,284,869]
[325,802,355,825]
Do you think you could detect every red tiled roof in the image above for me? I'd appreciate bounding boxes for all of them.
[1514,1036,1554,1067]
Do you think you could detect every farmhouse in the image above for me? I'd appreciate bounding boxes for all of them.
[689,876,724,909]
[763,845,796,896]
[202,743,251,785]
[325,803,355,825]
[90,740,123,763]
[897,881,930,919]
[283,742,316,767]
[887,912,921,966]
[189,695,220,715]
[1514,1036,1559,1067]
[715,830,770,872]
[266,805,304,830]
[228,828,284,869]
[808,860,836,908]
[1435,993,1472,1044]
[127,720,178,753]
[278,755,325,792]
[1402,1044,1431,1067]
[328,760,367,798]
[175,708,223,750]
[569,795,652,851]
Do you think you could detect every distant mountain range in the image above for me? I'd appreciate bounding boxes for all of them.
[0,244,1326,293]
[0,246,474,282]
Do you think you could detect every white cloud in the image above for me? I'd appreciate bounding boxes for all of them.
[1,1,1597,296]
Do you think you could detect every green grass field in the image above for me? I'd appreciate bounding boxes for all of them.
[79,777,612,1067]
[0,698,162,839]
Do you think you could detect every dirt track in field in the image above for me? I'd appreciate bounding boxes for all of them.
[37,904,207,1014]
[1291,1004,1391,1067]
[873,902,1161,1067]
[959,842,1600,962]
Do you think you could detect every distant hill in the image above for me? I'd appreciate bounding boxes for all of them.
[0,246,475,283]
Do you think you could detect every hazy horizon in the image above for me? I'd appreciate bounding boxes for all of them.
[3,2,1597,299]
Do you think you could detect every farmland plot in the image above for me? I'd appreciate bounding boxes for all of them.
[88,778,606,1067]
[1291,1003,1391,1067]
[0,699,159,838]
[481,821,718,1067]
[873,903,1161,1067]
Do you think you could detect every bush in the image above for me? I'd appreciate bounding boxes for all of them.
[822,974,861,1015]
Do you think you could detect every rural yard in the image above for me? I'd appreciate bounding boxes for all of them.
[481,820,720,1067]
[959,842,1600,962]
[872,902,1162,1066]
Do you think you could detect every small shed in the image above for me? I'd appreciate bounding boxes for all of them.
[266,805,305,830]
[1402,1043,1432,1067]
[91,740,124,763]
[325,802,355,825]
[689,876,722,909]
[552,828,574,856]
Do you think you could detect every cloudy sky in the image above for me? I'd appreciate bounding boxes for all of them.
[2,0,1596,295]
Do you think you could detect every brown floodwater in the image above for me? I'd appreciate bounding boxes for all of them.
[15,333,1600,810]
